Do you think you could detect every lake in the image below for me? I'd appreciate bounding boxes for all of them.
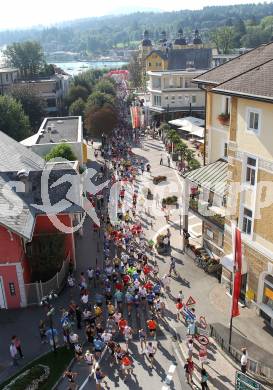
[54,61,128,76]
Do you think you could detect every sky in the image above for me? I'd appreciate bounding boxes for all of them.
[0,0,270,30]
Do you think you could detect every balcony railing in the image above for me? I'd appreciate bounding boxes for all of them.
[189,198,225,229]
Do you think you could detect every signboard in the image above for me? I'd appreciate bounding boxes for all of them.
[186,296,196,307]
[235,371,263,390]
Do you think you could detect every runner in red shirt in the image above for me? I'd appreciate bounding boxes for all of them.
[118,318,128,335]
[176,298,183,321]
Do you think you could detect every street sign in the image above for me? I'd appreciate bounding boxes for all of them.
[197,335,209,346]
[235,371,263,390]
[186,296,196,307]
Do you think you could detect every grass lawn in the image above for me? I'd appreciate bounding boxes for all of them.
[1,347,74,390]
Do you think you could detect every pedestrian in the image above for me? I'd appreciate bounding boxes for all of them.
[184,357,194,385]
[186,338,194,359]
[160,154,163,165]
[39,320,47,344]
[241,347,248,373]
[200,368,209,389]
[87,267,94,287]
[168,257,177,277]
[121,353,133,382]
[10,339,18,366]
[75,305,82,330]
[176,298,183,321]
[138,328,147,353]
[167,155,170,167]
[12,335,23,358]
[147,317,157,339]
[63,369,78,390]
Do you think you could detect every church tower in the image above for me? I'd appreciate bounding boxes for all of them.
[173,28,187,49]
[193,28,203,49]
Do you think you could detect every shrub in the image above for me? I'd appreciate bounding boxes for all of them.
[153,175,167,185]
[162,195,178,205]
[3,364,50,390]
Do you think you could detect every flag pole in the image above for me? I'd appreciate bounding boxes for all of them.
[229,223,236,353]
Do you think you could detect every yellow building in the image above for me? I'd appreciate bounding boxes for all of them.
[193,42,273,327]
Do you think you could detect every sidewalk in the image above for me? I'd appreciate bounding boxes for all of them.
[134,136,273,389]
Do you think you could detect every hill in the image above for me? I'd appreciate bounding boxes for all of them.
[0,3,273,55]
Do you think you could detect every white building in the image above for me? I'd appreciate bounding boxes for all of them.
[0,67,18,94]
[146,69,206,121]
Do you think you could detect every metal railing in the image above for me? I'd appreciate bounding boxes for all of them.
[209,325,273,384]
[24,253,70,306]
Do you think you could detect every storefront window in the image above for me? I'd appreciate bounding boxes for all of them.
[262,274,273,310]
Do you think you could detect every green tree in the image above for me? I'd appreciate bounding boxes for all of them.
[85,105,118,137]
[128,52,143,89]
[10,84,46,130]
[68,85,89,105]
[86,91,116,110]
[188,158,201,171]
[4,41,45,78]
[210,27,234,53]
[69,98,86,117]
[0,95,31,141]
[94,78,116,96]
[45,143,76,161]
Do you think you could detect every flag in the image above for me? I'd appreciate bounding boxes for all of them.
[231,226,242,317]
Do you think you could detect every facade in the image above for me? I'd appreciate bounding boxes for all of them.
[0,68,18,95]
[147,69,206,120]
[21,116,86,164]
[193,42,273,327]
[0,131,82,309]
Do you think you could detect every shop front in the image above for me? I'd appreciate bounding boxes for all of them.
[220,253,248,301]
[258,270,273,328]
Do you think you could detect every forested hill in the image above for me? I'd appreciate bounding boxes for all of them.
[1,2,273,53]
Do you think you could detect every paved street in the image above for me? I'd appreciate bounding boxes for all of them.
[0,134,273,390]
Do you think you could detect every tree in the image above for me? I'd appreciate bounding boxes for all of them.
[210,27,234,53]
[67,85,89,105]
[44,143,76,162]
[69,98,86,117]
[73,69,104,93]
[94,78,116,96]
[128,52,142,89]
[85,106,118,137]
[0,95,31,141]
[188,158,201,171]
[4,41,45,78]
[10,84,46,130]
[86,91,116,110]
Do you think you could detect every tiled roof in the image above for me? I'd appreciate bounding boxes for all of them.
[0,131,45,172]
[145,50,168,60]
[183,159,228,197]
[213,59,273,101]
[168,48,212,70]
[193,42,273,85]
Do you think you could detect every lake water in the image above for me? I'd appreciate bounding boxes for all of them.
[54,61,128,76]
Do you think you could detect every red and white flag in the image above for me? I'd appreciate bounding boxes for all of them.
[231,226,242,317]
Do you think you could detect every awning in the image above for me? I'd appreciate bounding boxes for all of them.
[169,116,205,128]
[189,127,204,138]
[220,253,247,274]
[183,159,228,197]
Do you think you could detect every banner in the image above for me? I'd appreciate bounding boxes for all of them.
[231,227,242,317]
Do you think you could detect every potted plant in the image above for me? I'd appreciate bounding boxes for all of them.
[153,175,167,185]
[218,113,230,125]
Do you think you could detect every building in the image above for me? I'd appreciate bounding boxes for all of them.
[191,42,273,327]
[0,67,19,95]
[139,28,212,74]
[147,69,206,121]
[0,131,82,309]
[21,116,86,165]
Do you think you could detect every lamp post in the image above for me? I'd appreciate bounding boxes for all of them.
[41,291,58,353]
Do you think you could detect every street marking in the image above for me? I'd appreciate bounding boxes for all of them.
[79,376,89,390]
[168,364,176,374]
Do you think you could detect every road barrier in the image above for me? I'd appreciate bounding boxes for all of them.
[209,325,273,384]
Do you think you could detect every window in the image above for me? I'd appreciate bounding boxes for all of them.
[185,80,190,88]
[171,96,175,100]
[148,62,152,67]
[206,229,214,239]
[6,74,9,82]
[224,143,228,158]
[246,157,257,186]
[191,96,196,104]
[242,207,253,235]
[165,96,168,100]
[178,96,182,99]
[47,98,56,108]
[247,109,260,133]
[153,95,161,106]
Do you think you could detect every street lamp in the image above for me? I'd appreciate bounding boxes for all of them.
[41,291,58,353]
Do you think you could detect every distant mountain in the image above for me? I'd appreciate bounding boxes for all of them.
[108,6,164,15]
[0,3,273,54]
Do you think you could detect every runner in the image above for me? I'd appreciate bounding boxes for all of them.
[63,369,78,390]
[145,341,157,369]
[138,328,147,353]
[147,317,157,339]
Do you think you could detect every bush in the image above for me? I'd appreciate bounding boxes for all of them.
[3,364,49,390]
[45,143,77,162]
[162,196,178,205]
[153,175,167,185]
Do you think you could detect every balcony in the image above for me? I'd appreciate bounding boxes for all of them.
[189,197,225,230]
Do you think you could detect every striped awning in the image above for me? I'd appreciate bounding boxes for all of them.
[184,159,228,197]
